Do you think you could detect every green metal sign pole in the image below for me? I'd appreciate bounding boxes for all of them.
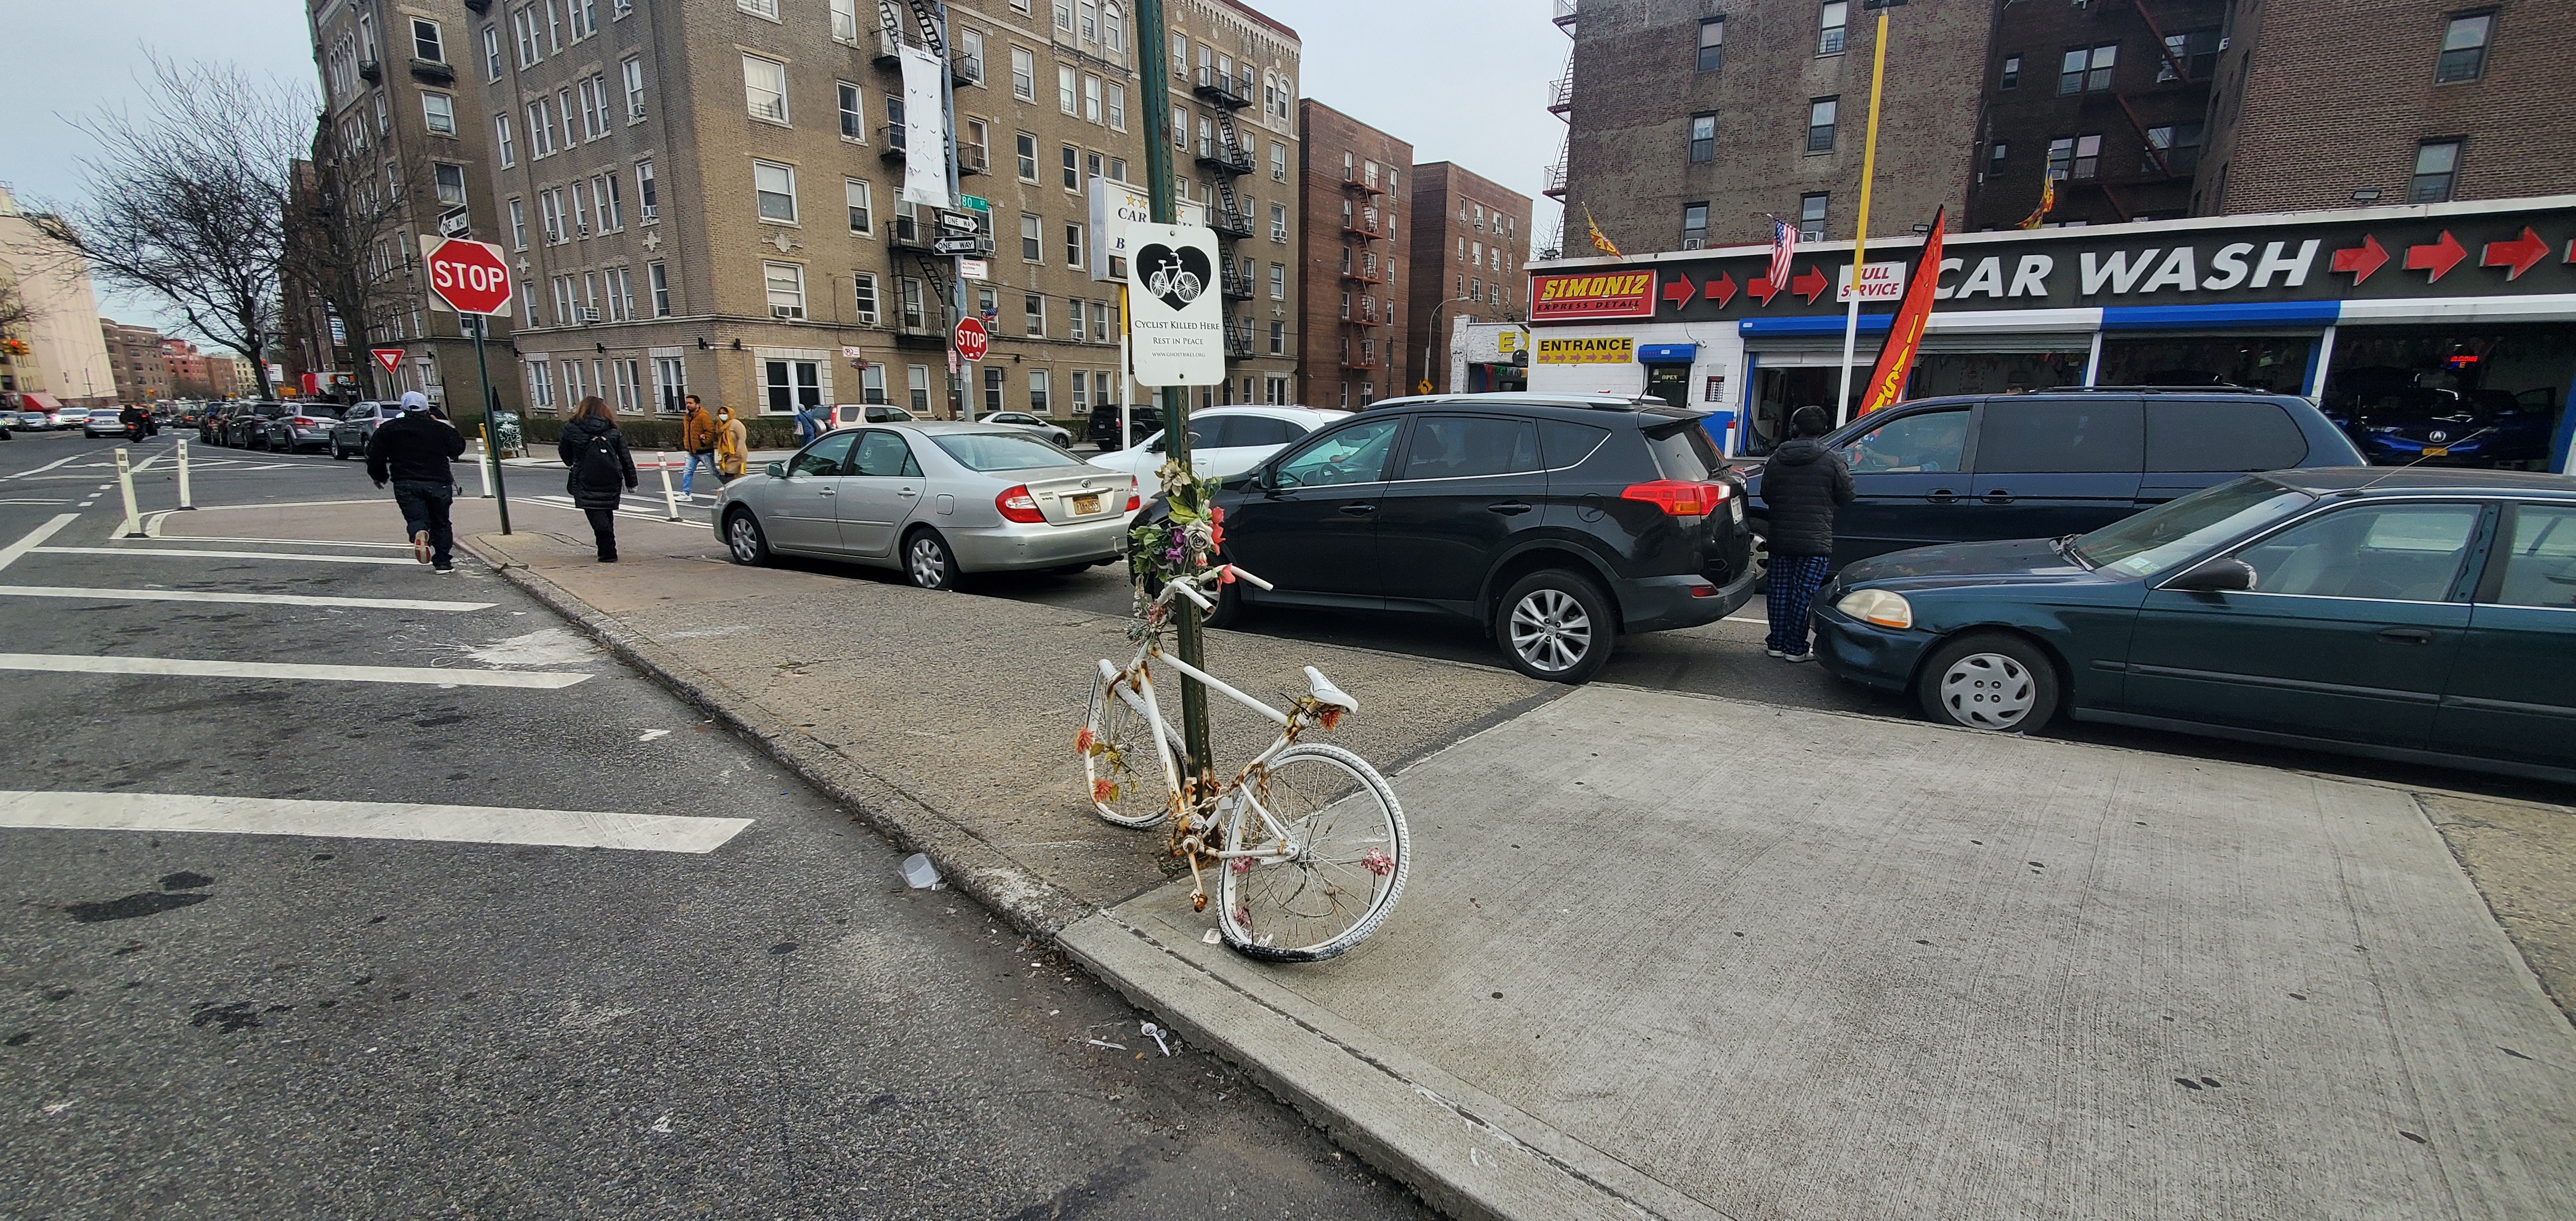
[472,313,512,535]
[1133,0,1209,784]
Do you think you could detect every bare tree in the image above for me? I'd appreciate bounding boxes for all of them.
[21,55,309,400]
[0,275,33,340]
[286,113,431,400]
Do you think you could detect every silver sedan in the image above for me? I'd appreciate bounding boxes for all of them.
[714,422,1135,590]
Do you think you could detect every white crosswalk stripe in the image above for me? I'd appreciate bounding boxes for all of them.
[0,791,751,854]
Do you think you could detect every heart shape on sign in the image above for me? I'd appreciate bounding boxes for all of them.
[1137,243,1211,312]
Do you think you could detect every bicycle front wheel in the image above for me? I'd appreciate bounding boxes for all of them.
[1217,744,1408,963]
[1082,668,1172,828]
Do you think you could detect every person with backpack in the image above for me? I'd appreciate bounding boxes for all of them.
[677,395,719,498]
[713,406,749,484]
[365,390,469,572]
[1756,405,1855,663]
[558,396,640,562]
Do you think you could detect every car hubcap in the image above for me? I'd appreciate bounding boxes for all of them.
[728,519,756,561]
[1938,653,2035,729]
[911,539,945,586]
[1508,589,1592,673]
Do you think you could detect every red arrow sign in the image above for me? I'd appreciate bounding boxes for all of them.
[2330,235,2389,285]
[2404,231,2468,283]
[1791,264,1831,305]
[2479,227,2550,281]
[1661,273,1696,310]
[371,347,404,376]
[1702,271,1737,309]
[1745,276,1780,306]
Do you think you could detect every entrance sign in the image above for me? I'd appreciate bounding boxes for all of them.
[953,316,990,362]
[371,348,405,376]
[1535,335,1636,365]
[1125,223,1226,386]
[418,236,514,316]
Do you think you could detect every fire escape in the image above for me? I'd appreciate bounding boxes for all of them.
[1543,2,1573,202]
[2068,0,2215,222]
[1194,64,1258,366]
[1339,170,1388,376]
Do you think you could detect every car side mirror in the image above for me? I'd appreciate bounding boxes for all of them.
[1146,436,1166,454]
[2166,557,2257,593]
[764,461,787,480]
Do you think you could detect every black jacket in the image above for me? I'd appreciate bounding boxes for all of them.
[366,412,468,484]
[558,417,639,509]
[1756,439,1855,558]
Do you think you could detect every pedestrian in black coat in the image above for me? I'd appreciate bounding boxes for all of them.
[1756,405,1854,661]
[558,396,640,562]
[367,390,469,571]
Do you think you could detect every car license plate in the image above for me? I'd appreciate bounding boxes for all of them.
[1730,498,1744,524]
[2422,446,2449,457]
[1072,493,1102,515]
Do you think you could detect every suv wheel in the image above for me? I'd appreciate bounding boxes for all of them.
[1917,632,2061,734]
[1494,570,1614,684]
[329,437,347,460]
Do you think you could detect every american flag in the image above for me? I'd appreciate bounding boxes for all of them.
[1768,217,1798,291]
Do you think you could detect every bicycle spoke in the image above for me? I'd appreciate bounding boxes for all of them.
[1219,746,1408,961]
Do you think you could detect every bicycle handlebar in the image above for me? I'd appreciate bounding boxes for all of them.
[1153,564,1272,613]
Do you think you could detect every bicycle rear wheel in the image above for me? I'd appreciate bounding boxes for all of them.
[1217,744,1408,962]
[1082,668,1173,828]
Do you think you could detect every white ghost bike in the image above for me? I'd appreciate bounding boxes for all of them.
[1081,565,1409,962]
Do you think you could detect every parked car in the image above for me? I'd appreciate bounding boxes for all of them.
[262,403,344,452]
[717,422,1137,590]
[222,402,293,448]
[195,403,239,443]
[1144,392,1759,684]
[2326,381,2558,468]
[1813,467,2576,782]
[327,401,400,459]
[979,410,1074,448]
[1086,406,1351,518]
[80,408,135,439]
[1087,404,1163,451]
[1743,387,2367,572]
[830,404,916,428]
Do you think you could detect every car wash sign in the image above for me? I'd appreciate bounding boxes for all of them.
[1532,270,1656,321]
[1530,198,2576,324]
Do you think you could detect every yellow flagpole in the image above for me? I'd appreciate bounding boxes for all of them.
[1834,10,1892,424]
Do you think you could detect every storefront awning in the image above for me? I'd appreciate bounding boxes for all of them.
[22,392,61,411]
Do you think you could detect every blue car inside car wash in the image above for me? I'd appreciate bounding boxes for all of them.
[1523,194,2576,474]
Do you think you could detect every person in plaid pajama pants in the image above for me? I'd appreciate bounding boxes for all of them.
[1755,406,1854,662]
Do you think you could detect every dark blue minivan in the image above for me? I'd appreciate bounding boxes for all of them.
[1744,388,2366,571]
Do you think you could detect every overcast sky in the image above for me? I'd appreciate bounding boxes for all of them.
[1,1,1566,337]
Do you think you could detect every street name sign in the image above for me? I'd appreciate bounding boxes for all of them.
[1125,223,1225,386]
[418,236,514,316]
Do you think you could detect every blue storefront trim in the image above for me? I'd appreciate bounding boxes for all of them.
[2099,301,2344,330]
[1737,315,1897,337]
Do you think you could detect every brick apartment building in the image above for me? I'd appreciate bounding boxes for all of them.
[1556,0,1988,255]
[2195,0,2576,215]
[1405,163,1532,394]
[1171,0,1304,410]
[305,0,523,411]
[100,320,169,403]
[1295,100,1409,409]
[1964,0,2228,230]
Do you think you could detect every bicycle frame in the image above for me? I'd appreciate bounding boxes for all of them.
[1100,643,1305,861]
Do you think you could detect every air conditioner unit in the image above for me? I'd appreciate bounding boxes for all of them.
[629,104,646,120]
[773,305,804,319]
[581,307,601,323]
[641,205,659,220]
[1681,238,1707,249]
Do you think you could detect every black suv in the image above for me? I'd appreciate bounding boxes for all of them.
[1162,393,1758,683]
[1088,404,1163,451]
[1743,387,2367,572]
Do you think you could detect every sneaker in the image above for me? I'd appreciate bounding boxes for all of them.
[432,562,456,574]
[411,531,433,564]
[599,555,619,564]
[1784,651,1817,664]
[1764,647,1786,659]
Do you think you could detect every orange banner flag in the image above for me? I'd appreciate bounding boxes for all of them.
[1860,207,1947,416]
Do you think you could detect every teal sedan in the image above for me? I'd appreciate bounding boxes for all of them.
[1813,468,2576,783]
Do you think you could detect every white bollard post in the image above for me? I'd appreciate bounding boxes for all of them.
[174,438,195,509]
[476,436,495,499]
[114,447,146,538]
[658,451,680,520]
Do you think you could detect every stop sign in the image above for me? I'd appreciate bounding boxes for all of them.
[423,237,514,315]
[953,316,989,362]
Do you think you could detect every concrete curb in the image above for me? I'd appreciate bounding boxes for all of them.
[458,538,1095,939]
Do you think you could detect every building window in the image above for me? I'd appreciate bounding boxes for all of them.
[623,58,646,119]
[1058,65,1077,113]
[1069,299,1087,342]
[494,114,515,166]
[2059,44,2116,96]
[1083,74,1102,124]
[637,159,659,221]
[2144,123,2202,175]
[1015,132,1038,181]
[1107,83,1125,131]
[481,25,503,79]
[1271,141,1288,181]
[1698,17,1724,72]
[768,361,823,417]
[1091,300,1111,340]
[754,161,797,223]
[1021,212,1043,262]
[508,198,528,249]
[1027,369,1050,413]
[1818,2,1848,55]
[900,364,927,411]
[2437,13,2493,83]
[1271,204,1289,242]
[744,54,789,122]
[2046,136,2075,181]
[1799,192,1829,242]
[422,92,456,135]
[412,17,445,62]
[1270,263,1285,299]
[433,162,468,207]
[1268,321,1284,356]
[1807,97,1837,152]
[1689,113,1716,163]
[2158,28,2220,82]
[2000,54,2020,89]
[1012,47,1035,100]
[764,263,806,318]
[1989,141,2009,167]
[984,366,1006,413]
[2067,134,2102,179]
[1024,292,1045,335]
[739,0,779,17]
[1681,202,1708,247]
[527,359,553,408]
[839,82,864,140]
[1062,144,1079,190]
[830,0,859,42]
[846,178,873,234]
[1065,222,1084,268]
[2411,139,2461,203]
[1104,2,1125,51]
[655,354,685,413]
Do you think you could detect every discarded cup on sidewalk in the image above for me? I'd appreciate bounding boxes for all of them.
[899,853,943,890]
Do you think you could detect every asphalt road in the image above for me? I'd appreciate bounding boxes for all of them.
[0,429,1429,1220]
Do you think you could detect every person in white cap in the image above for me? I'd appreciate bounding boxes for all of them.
[364,390,467,571]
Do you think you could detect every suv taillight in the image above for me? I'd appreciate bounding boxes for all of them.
[996,485,1046,523]
[291,417,314,426]
[1621,479,1733,517]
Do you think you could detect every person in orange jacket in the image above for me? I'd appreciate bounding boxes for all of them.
[676,395,719,497]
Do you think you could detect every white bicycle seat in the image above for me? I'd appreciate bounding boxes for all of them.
[1304,666,1357,713]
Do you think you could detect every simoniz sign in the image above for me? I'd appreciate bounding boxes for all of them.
[1533,271,1656,320]
[1524,197,2576,324]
